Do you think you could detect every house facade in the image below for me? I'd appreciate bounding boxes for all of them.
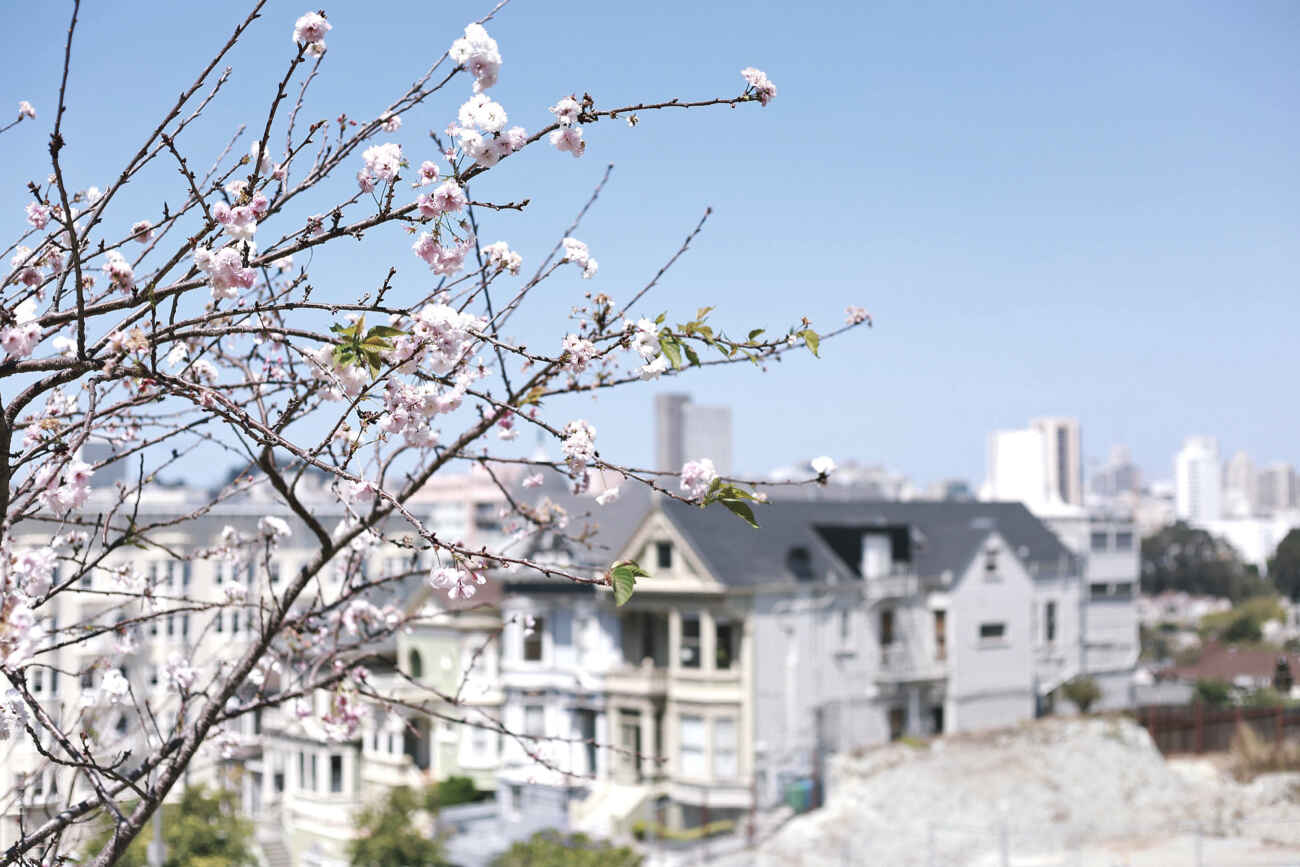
[494,496,1140,838]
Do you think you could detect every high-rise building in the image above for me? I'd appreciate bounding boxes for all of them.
[1222,450,1257,518]
[654,393,733,475]
[984,417,1082,509]
[1174,436,1221,521]
[1257,463,1298,514]
[1089,445,1141,499]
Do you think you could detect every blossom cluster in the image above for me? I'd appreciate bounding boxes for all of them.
[548,95,585,157]
[741,67,778,106]
[561,420,597,491]
[449,23,501,92]
[358,142,403,192]
[213,193,268,242]
[1,298,41,360]
[561,237,598,279]
[625,317,669,380]
[292,11,330,55]
[680,457,718,499]
[194,245,257,301]
[481,241,522,274]
[452,93,527,168]
[428,560,487,600]
[34,452,93,514]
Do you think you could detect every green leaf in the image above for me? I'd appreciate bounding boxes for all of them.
[718,498,759,528]
[799,329,820,358]
[747,328,765,342]
[683,343,700,367]
[658,335,683,369]
[610,561,650,606]
[365,325,407,339]
[696,306,714,320]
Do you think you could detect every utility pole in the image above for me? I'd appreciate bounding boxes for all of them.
[146,807,165,867]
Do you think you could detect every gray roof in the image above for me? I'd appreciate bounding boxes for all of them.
[657,498,1078,588]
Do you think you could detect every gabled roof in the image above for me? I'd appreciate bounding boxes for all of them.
[657,499,1078,588]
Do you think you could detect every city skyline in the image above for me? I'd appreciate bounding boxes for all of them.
[3,0,1296,489]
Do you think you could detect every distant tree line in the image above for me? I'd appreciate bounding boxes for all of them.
[1141,522,1273,602]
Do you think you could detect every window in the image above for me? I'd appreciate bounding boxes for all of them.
[166,615,174,637]
[182,561,191,590]
[149,617,158,637]
[181,614,190,638]
[524,705,545,739]
[787,547,813,581]
[1090,581,1134,601]
[298,752,306,790]
[269,560,281,585]
[840,609,851,643]
[679,715,706,778]
[1113,581,1134,599]
[1115,531,1134,551]
[984,545,999,578]
[713,718,737,779]
[523,618,544,662]
[215,560,225,585]
[408,649,423,679]
[934,610,947,661]
[81,669,94,689]
[715,621,738,670]
[329,754,344,793]
[1090,531,1109,552]
[655,541,673,570]
[879,609,895,647]
[1045,602,1057,644]
[310,754,319,791]
[979,622,1006,641]
[680,615,701,668]
[215,611,223,633]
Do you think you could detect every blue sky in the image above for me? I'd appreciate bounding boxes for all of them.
[2,0,1296,487]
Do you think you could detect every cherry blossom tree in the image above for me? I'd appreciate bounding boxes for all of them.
[0,3,868,864]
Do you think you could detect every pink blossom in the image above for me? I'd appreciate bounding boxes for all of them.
[741,67,777,106]
[561,333,597,373]
[418,160,440,184]
[549,95,580,126]
[18,101,35,119]
[382,113,402,132]
[361,142,403,182]
[561,237,598,278]
[595,487,620,506]
[130,220,154,243]
[417,180,467,218]
[845,305,870,325]
[1,298,41,360]
[522,473,543,489]
[165,653,197,691]
[25,202,50,230]
[482,241,522,274]
[412,232,472,276]
[680,458,718,499]
[194,246,257,300]
[449,23,502,92]
[103,251,135,293]
[549,125,585,158]
[292,11,331,47]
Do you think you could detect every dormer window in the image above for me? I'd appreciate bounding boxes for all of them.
[655,541,673,570]
[787,547,813,582]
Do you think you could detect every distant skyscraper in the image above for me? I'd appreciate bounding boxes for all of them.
[985,416,1082,509]
[1174,436,1221,521]
[1222,450,1257,518]
[1257,463,1298,515]
[1031,417,1083,506]
[654,393,733,475]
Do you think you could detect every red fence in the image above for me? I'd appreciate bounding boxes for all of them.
[1134,704,1300,754]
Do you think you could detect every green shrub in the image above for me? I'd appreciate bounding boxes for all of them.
[1061,675,1102,713]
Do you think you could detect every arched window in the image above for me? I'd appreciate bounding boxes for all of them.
[407,649,423,679]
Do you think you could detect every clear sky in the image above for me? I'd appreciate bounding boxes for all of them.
[2,0,1296,487]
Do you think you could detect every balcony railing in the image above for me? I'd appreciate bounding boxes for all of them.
[862,563,921,600]
[876,643,947,682]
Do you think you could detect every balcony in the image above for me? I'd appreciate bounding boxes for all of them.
[875,643,947,683]
[605,659,669,697]
[863,563,921,601]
